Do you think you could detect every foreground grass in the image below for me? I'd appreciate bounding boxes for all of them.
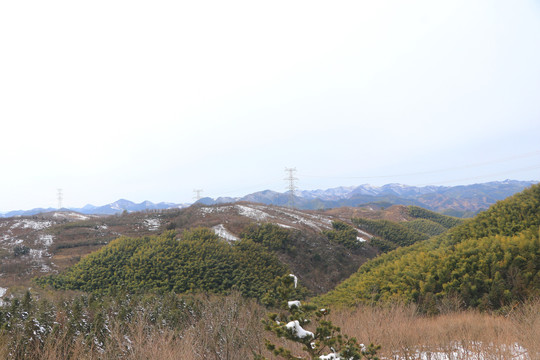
[333,301,539,359]
[1,293,538,359]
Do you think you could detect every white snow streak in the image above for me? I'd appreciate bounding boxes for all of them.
[285,320,313,339]
[198,206,234,216]
[272,208,331,230]
[0,287,6,306]
[53,212,89,220]
[38,234,54,247]
[212,224,239,242]
[288,300,301,308]
[357,229,373,239]
[319,353,340,360]
[390,343,530,360]
[289,274,298,288]
[11,220,52,230]
[236,205,271,221]
[144,218,161,231]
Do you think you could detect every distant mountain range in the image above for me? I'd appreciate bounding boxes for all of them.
[196,180,538,217]
[1,180,537,218]
[0,199,188,218]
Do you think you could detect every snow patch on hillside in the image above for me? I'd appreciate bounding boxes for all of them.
[236,205,271,221]
[285,320,313,339]
[144,218,161,231]
[0,233,24,248]
[273,208,332,231]
[1,234,17,244]
[357,229,373,239]
[288,300,301,308]
[199,206,234,216]
[38,234,54,247]
[10,220,52,230]
[30,249,46,259]
[0,287,6,306]
[319,353,340,360]
[198,203,346,234]
[53,212,90,221]
[391,342,529,359]
[212,224,239,242]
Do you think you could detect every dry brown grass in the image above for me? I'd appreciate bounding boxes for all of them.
[331,299,540,359]
[2,296,539,359]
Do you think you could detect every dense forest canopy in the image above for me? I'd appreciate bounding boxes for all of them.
[36,228,289,299]
[352,206,462,253]
[318,184,540,311]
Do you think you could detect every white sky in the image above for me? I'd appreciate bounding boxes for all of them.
[1,0,539,211]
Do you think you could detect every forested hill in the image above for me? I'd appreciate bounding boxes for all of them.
[1,203,379,296]
[317,183,540,311]
[34,204,464,301]
[36,228,290,300]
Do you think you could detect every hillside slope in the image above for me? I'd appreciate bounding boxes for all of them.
[0,203,382,297]
[317,183,540,311]
[1,202,461,302]
[36,228,290,299]
[200,180,537,216]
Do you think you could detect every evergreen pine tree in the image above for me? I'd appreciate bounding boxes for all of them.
[257,275,380,360]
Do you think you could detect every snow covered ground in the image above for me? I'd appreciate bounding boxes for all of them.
[10,219,53,230]
[198,203,336,232]
[212,224,239,242]
[356,228,373,239]
[144,218,161,231]
[199,205,234,216]
[0,287,6,306]
[271,206,333,231]
[384,342,530,360]
[0,217,56,274]
[319,343,531,360]
[236,204,272,222]
[53,212,90,221]
[38,234,54,247]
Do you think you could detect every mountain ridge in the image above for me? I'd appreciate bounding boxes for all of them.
[1,180,536,218]
[316,182,540,310]
[201,180,538,216]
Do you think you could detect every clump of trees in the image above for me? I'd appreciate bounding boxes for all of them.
[12,245,30,257]
[407,206,464,229]
[241,223,297,253]
[323,221,363,250]
[401,219,448,237]
[351,207,463,253]
[36,228,289,300]
[352,218,429,248]
[318,184,540,312]
[258,275,380,360]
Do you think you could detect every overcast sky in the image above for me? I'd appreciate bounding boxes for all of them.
[1,0,539,211]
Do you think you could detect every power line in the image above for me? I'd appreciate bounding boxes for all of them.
[300,150,540,181]
[284,167,298,208]
[193,189,203,202]
[417,164,540,186]
[57,188,63,210]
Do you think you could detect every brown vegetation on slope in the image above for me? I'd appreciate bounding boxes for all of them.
[2,292,538,360]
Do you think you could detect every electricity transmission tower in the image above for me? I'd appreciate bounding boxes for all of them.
[57,188,63,210]
[193,189,203,202]
[284,167,298,208]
